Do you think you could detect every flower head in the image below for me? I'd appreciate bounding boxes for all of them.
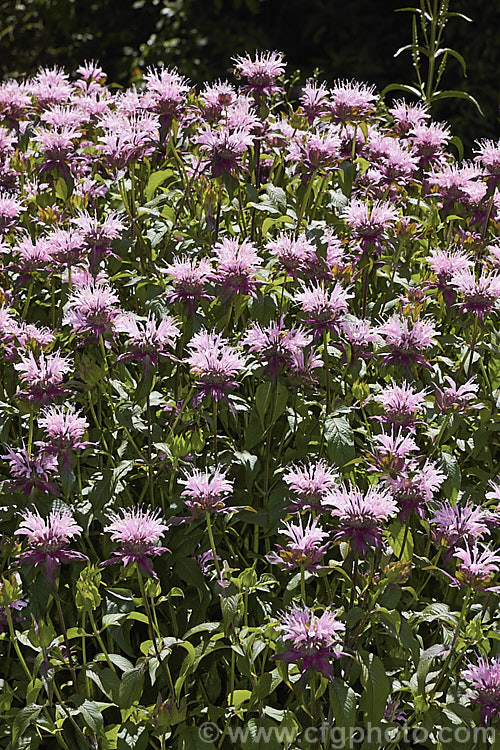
[116,312,180,370]
[15,351,71,404]
[186,330,245,403]
[232,51,285,98]
[2,445,59,495]
[38,405,89,468]
[296,282,351,337]
[384,460,445,519]
[164,256,213,310]
[374,380,426,429]
[328,80,377,123]
[242,318,311,378]
[196,126,253,177]
[435,376,481,413]
[211,237,262,298]
[64,282,121,339]
[454,542,500,589]
[15,507,85,582]
[103,507,169,578]
[325,484,398,554]
[343,199,398,252]
[464,656,500,724]
[283,459,338,511]
[179,466,234,515]
[377,314,437,369]
[276,606,345,678]
[268,516,330,570]
[452,268,500,320]
[431,500,491,550]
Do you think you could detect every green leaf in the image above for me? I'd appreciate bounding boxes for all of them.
[12,704,42,743]
[146,169,174,201]
[324,416,355,467]
[359,651,390,723]
[449,135,464,161]
[382,82,423,98]
[256,381,273,425]
[328,682,357,728]
[118,666,145,708]
[416,644,445,697]
[386,520,413,561]
[265,184,287,212]
[432,89,485,115]
[78,700,104,732]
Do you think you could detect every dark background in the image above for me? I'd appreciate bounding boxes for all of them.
[1,0,498,152]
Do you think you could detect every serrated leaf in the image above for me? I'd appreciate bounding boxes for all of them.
[416,644,445,697]
[324,416,355,467]
[12,705,42,743]
[329,682,357,728]
[118,666,145,708]
[265,185,287,212]
[78,700,104,732]
[359,651,390,723]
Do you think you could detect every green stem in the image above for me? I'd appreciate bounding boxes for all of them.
[206,511,223,582]
[21,279,34,321]
[137,569,177,703]
[323,329,331,414]
[429,588,472,702]
[88,610,116,672]
[53,590,78,689]
[300,565,306,604]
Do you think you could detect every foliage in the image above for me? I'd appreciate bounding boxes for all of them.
[0,54,499,748]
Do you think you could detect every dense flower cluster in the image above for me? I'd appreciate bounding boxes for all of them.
[0,53,499,746]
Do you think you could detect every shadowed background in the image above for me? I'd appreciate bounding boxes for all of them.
[1,0,498,151]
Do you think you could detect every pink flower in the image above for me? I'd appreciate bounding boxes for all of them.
[165,256,213,310]
[103,507,169,578]
[296,282,351,336]
[409,121,450,168]
[242,318,312,378]
[267,516,330,570]
[325,484,398,554]
[179,466,234,515]
[431,500,491,550]
[63,282,121,339]
[15,351,71,404]
[2,445,59,495]
[211,237,262,298]
[328,80,377,123]
[464,656,500,723]
[141,66,190,129]
[267,232,316,279]
[454,542,500,589]
[377,314,437,369]
[116,312,180,370]
[15,507,86,582]
[374,380,426,429]
[384,460,445,519]
[369,431,418,475]
[343,199,398,252]
[276,606,345,678]
[196,126,254,177]
[283,459,338,511]
[435,376,481,413]
[232,51,285,99]
[186,330,245,404]
[452,268,500,320]
[299,81,329,123]
[38,405,90,468]
[389,99,429,134]
[287,128,340,178]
